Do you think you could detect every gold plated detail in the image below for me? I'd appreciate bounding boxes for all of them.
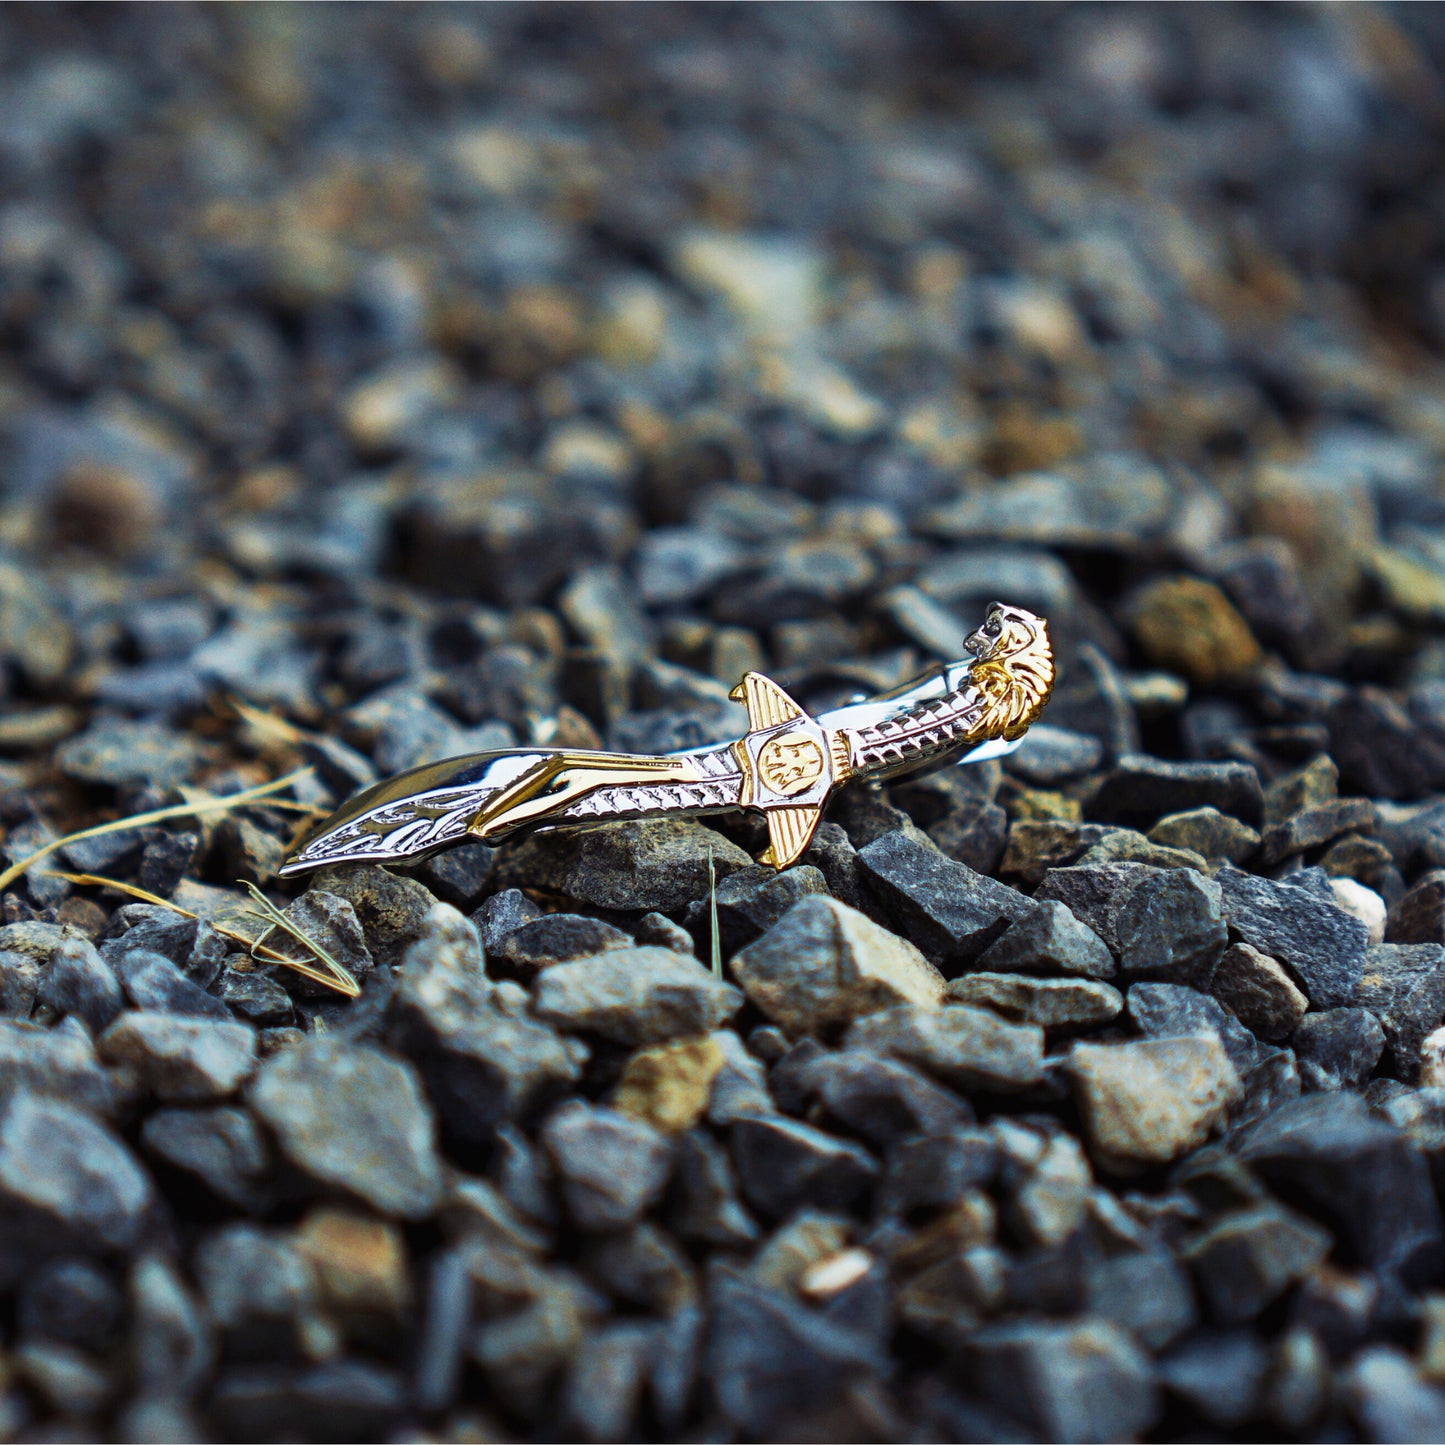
[280,602,1054,878]
[757,732,826,796]
[962,607,1056,742]
[466,751,699,840]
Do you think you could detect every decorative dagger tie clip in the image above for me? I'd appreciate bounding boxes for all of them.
[280,601,1054,879]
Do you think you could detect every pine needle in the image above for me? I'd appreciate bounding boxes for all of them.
[708,843,722,980]
[0,768,315,894]
[239,879,360,997]
[45,869,361,997]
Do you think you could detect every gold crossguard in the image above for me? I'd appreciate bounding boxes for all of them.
[729,672,846,868]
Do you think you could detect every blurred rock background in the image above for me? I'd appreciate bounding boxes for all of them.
[4,4,1445,1441]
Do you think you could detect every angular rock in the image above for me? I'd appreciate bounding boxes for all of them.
[493,914,633,972]
[307,864,435,966]
[55,719,203,789]
[276,891,374,996]
[844,1004,1044,1092]
[129,1252,212,1401]
[667,1130,759,1249]
[1260,799,1378,867]
[612,1036,725,1134]
[493,819,752,913]
[19,1256,124,1352]
[1127,983,1258,1074]
[856,829,1034,969]
[249,1039,444,1219]
[1115,869,1227,988]
[1215,865,1367,1009]
[1292,1008,1385,1091]
[580,1222,696,1314]
[0,948,38,1018]
[541,1100,671,1231]
[112,950,231,1021]
[1323,834,1404,905]
[632,912,695,955]
[216,969,296,1028]
[946,972,1123,1031]
[36,936,122,1033]
[195,1220,318,1337]
[730,1114,877,1220]
[1236,1093,1444,1274]
[795,1048,971,1147]
[103,906,210,971]
[561,1320,657,1442]
[1181,1204,1332,1323]
[729,895,945,1037]
[1074,829,1207,872]
[534,947,741,1046]
[1090,755,1263,828]
[1386,870,1445,944]
[1032,862,1154,955]
[706,1030,773,1126]
[471,888,543,955]
[1148,807,1260,864]
[974,898,1115,978]
[1005,1131,1093,1248]
[1263,755,1339,828]
[99,1012,256,1101]
[1209,942,1308,1041]
[998,818,1100,885]
[880,1127,998,1216]
[0,922,70,965]
[1083,1249,1197,1351]
[961,1319,1159,1443]
[1069,1036,1242,1170]
[140,1106,273,1209]
[413,843,496,913]
[1356,942,1445,1080]
[0,1019,112,1116]
[1006,725,1105,786]
[390,905,585,1142]
[688,863,828,953]
[1125,575,1263,688]
[705,1267,876,1438]
[1346,1347,1445,1444]
[1156,1328,1271,1430]
[1328,687,1445,801]
[293,1207,411,1321]
[0,1093,153,1253]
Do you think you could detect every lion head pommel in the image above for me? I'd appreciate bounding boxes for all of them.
[963,602,1054,741]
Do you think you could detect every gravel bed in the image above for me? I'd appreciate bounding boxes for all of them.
[5,5,1445,1441]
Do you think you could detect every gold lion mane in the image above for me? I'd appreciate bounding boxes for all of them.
[966,609,1055,742]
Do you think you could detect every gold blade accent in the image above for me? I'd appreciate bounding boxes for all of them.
[468,751,698,840]
[760,806,824,868]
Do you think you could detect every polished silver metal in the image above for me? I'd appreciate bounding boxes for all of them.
[280,601,1054,876]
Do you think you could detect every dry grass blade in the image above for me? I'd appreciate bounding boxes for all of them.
[708,842,722,980]
[229,697,309,748]
[0,768,316,894]
[239,879,360,997]
[44,869,361,998]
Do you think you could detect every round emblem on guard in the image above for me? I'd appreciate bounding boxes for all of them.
[757,731,826,796]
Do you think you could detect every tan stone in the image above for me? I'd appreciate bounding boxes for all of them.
[1068,1036,1242,1171]
[294,1207,412,1318]
[1211,941,1308,1041]
[612,1035,725,1134]
[1126,575,1263,687]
